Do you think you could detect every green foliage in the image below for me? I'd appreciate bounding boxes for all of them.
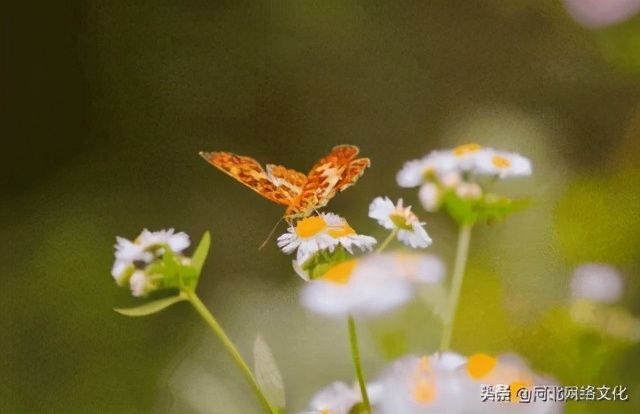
[442,190,530,226]
[114,295,187,317]
[253,335,286,410]
[191,231,211,274]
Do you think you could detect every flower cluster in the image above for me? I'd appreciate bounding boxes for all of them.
[111,228,191,297]
[396,144,532,223]
[276,205,439,320]
[304,352,563,414]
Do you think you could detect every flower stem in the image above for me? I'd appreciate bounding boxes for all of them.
[375,228,398,253]
[348,315,372,413]
[183,289,276,414]
[439,224,473,352]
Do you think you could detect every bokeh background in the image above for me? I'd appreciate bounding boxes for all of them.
[3,1,640,413]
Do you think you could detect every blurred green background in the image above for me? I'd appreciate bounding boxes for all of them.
[3,0,640,413]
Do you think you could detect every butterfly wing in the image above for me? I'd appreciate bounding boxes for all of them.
[285,145,364,218]
[265,164,307,194]
[200,151,301,205]
[337,157,371,191]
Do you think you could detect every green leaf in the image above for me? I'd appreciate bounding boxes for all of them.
[191,231,211,274]
[253,334,286,409]
[301,246,351,280]
[114,295,186,317]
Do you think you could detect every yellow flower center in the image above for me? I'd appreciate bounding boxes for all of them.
[322,260,357,284]
[491,155,511,169]
[467,353,497,379]
[510,380,532,403]
[390,213,414,230]
[320,410,332,414]
[328,224,356,238]
[453,143,482,156]
[413,378,436,404]
[295,216,328,238]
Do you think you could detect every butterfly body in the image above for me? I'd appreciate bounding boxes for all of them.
[200,145,370,220]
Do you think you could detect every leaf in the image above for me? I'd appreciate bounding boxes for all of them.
[114,295,186,317]
[253,334,286,409]
[191,231,211,274]
[301,246,351,280]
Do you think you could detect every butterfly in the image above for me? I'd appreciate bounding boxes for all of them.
[199,145,370,221]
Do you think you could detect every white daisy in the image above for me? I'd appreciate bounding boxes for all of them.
[277,213,377,265]
[111,228,190,293]
[300,253,442,318]
[461,353,563,414]
[376,352,468,414]
[450,143,486,172]
[473,149,532,178]
[136,228,191,253]
[570,263,624,304]
[369,197,432,249]
[396,151,459,188]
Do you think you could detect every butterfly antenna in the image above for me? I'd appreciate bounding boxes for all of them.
[258,217,284,251]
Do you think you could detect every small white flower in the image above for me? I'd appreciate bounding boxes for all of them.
[461,353,564,414]
[278,213,376,264]
[369,197,432,249]
[396,151,459,188]
[111,228,190,294]
[129,270,157,297]
[376,352,468,414]
[300,253,442,318]
[474,149,532,178]
[300,258,411,318]
[137,228,191,253]
[571,263,624,304]
[418,183,442,212]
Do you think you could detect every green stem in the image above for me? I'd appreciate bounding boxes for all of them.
[375,228,398,253]
[348,315,372,413]
[439,224,473,352]
[183,289,276,414]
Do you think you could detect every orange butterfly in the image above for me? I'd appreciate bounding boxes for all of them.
[199,145,370,220]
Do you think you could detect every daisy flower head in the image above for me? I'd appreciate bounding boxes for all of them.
[369,197,432,249]
[570,263,624,304]
[376,352,468,414]
[396,151,458,188]
[300,257,411,318]
[473,148,532,179]
[461,353,563,414]
[277,213,376,265]
[111,228,191,295]
[300,252,441,319]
